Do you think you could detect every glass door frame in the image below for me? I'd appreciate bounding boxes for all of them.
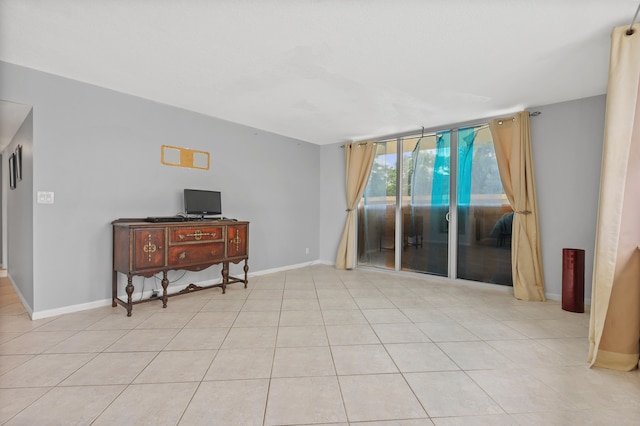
[357,117,513,287]
[448,129,459,280]
[393,137,401,271]
[358,129,470,280]
[379,130,462,278]
[354,119,511,285]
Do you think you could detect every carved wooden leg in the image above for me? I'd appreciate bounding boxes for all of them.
[243,260,249,288]
[161,271,169,308]
[125,276,134,317]
[221,263,228,294]
[112,270,118,307]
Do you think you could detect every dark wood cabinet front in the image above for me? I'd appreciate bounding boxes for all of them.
[133,228,165,270]
[227,224,248,258]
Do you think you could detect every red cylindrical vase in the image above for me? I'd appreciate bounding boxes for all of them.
[562,248,585,313]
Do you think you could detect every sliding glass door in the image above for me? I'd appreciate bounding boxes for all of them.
[400,133,449,276]
[357,125,512,286]
[456,126,512,285]
[357,141,398,270]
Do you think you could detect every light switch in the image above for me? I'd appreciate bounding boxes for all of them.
[37,191,54,204]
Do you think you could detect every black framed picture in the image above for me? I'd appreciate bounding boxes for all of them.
[15,145,22,182]
[9,153,16,190]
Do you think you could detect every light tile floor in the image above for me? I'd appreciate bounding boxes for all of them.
[1,265,640,425]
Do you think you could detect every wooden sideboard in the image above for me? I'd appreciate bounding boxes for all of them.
[112,219,249,316]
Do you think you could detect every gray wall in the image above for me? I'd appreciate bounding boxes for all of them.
[319,143,346,264]
[319,96,606,303]
[531,95,605,302]
[0,61,320,315]
[4,111,34,310]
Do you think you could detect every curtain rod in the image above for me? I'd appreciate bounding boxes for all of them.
[627,2,640,35]
[340,111,541,147]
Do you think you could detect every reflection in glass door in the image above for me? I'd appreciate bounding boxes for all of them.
[357,141,397,270]
[357,124,512,287]
[456,126,512,285]
[400,133,449,276]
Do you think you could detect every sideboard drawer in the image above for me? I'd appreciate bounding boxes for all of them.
[170,226,224,244]
[168,242,225,266]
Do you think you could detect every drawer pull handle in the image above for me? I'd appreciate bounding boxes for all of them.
[185,230,215,240]
[179,252,187,260]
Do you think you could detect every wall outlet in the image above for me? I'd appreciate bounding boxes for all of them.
[305,247,309,255]
[37,191,55,204]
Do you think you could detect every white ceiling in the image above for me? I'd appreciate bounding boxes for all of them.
[0,0,638,146]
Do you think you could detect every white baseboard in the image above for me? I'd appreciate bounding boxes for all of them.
[248,260,322,276]
[545,292,561,302]
[31,298,113,320]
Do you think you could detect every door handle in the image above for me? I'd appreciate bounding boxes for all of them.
[445,211,450,222]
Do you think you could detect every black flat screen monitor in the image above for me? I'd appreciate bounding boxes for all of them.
[184,189,222,217]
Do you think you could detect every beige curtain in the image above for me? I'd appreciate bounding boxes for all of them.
[335,142,377,269]
[588,24,640,371]
[489,112,546,301]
